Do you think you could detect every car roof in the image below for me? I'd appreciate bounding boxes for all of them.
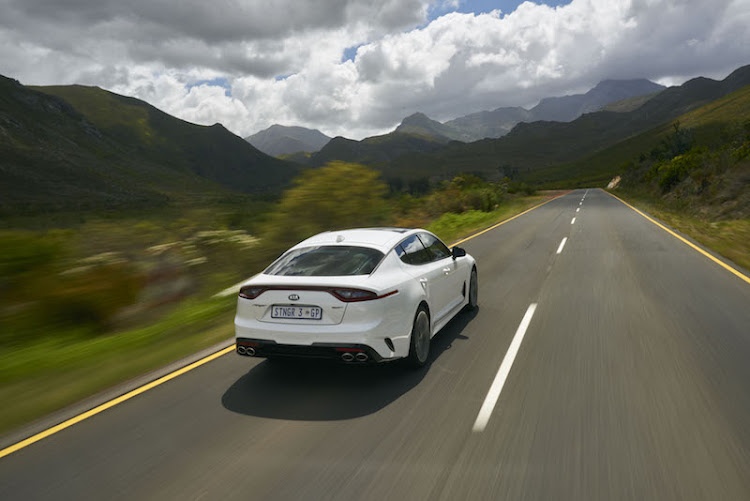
[293,228,424,252]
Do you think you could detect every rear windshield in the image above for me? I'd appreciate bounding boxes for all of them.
[265,246,385,276]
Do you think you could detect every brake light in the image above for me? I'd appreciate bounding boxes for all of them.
[239,286,267,299]
[329,288,378,302]
[237,285,397,302]
[329,288,398,302]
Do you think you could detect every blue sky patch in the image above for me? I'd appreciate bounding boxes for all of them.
[187,77,231,97]
[342,44,364,63]
[428,0,573,21]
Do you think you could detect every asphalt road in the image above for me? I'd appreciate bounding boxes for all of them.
[2,189,750,500]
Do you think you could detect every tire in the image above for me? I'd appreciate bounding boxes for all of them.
[407,306,431,368]
[465,267,478,311]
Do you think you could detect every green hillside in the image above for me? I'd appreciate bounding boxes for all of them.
[308,64,750,186]
[35,84,300,193]
[309,132,447,168]
[0,76,300,215]
[526,82,750,188]
[601,91,662,112]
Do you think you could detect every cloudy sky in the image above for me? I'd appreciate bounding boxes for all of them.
[1,0,748,139]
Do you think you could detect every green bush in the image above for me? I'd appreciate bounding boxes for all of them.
[263,162,390,249]
[424,175,507,216]
[657,148,704,193]
[0,231,146,343]
[47,261,143,331]
[507,181,536,196]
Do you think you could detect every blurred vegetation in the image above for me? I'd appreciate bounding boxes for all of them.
[0,159,545,434]
[263,161,389,252]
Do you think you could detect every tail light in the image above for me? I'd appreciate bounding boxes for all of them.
[329,288,398,302]
[329,288,378,302]
[239,286,267,299]
[238,285,397,302]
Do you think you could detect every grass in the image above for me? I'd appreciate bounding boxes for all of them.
[427,193,562,244]
[609,191,750,272]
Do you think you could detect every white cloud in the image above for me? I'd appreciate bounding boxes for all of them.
[1,0,748,140]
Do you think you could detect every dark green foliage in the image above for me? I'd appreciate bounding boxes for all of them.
[649,122,695,161]
[507,181,536,196]
[0,231,145,343]
[46,261,143,331]
[309,132,446,170]
[262,162,390,251]
[618,121,750,220]
[528,81,750,189]
[424,174,508,216]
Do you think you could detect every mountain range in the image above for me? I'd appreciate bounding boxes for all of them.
[309,64,750,186]
[244,124,331,157]
[0,77,299,215]
[394,79,665,142]
[2,64,748,216]
[246,79,665,158]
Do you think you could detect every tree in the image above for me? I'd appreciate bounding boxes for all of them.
[264,162,389,249]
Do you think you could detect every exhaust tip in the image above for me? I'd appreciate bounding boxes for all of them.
[246,347,256,356]
[341,352,355,362]
[237,345,247,355]
[355,352,369,362]
[384,337,395,352]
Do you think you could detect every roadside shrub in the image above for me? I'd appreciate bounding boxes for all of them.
[424,175,507,216]
[47,260,143,331]
[657,148,704,193]
[507,181,536,196]
[263,162,390,249]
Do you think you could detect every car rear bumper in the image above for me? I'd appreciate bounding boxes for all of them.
[234,313,410,359]
[235,337,387,363]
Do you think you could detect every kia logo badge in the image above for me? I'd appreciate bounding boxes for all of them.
[288,294,300,301]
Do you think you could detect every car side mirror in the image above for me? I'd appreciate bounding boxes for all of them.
[452,246,466,259]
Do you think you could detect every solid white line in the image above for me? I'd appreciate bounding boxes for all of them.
[576,207,580,212]
[571,217,576,224]
[556,237,567,254]
[473,303,538,432]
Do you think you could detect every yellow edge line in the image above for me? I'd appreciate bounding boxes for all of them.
[0,345,235,460]
[451,192,568,247]
[604,190,750,285]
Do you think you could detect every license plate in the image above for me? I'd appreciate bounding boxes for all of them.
[271,305,323,320]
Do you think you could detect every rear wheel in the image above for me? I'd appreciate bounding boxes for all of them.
[407,307,431,368]
[465,267,478,311]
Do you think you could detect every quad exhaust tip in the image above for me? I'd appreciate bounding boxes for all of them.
[341,351,369,362]
[236,345,256,356]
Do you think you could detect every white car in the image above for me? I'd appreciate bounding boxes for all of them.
[234,228,477,366]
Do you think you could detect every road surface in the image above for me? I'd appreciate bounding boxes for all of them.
[2,189,750,500]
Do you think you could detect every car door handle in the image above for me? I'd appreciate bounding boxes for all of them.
[419,278,428,283]
[442,267,451,274]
